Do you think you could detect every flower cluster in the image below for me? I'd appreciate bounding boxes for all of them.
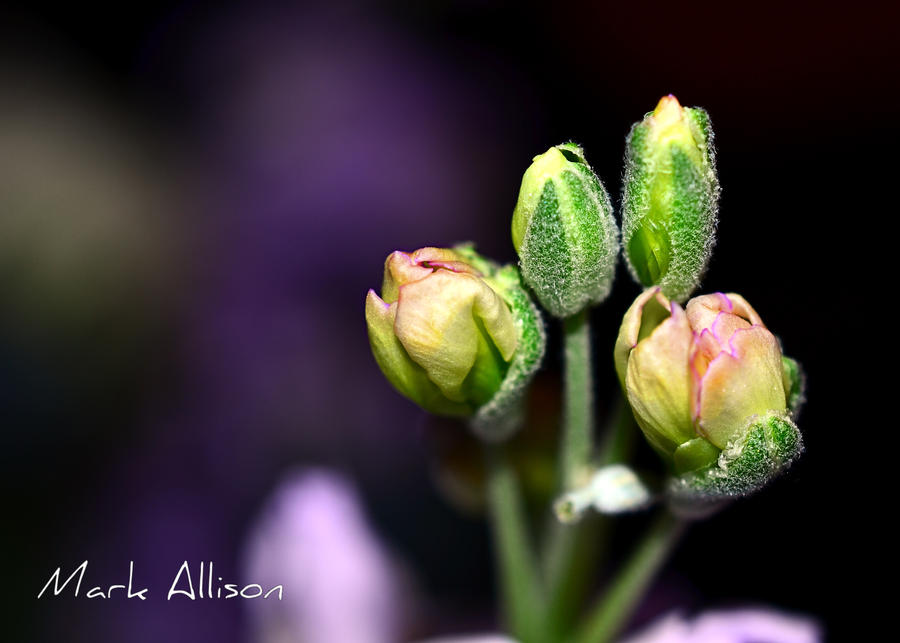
[363,96,806,641]
[365,95,803,504]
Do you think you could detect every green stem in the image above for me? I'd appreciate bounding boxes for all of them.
[485,445,547,643]
[561,309,594,487]
[543,515,603,638]
[540,309,596,637]
[575,512,686,643]
[596,395,637,467]
[543,394,635,638]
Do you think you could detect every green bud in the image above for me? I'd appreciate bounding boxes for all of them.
[511,142,619,318]
[622,95,720,302]
[366,244,545,440]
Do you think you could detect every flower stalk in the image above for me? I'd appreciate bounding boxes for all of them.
[561,309,595,487]
[541,307,603,638]
[575,511,686,643]
[485,445,548,643]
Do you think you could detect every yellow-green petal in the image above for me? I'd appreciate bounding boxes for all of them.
[614,287,668,388]
[394,271,512,401]
[365,290,472,416]
[625,302,695,454]
[382,251,433,303]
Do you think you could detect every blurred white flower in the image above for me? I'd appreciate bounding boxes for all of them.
[621,608,821,643]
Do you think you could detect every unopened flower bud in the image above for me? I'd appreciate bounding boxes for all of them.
[622,96,720,302]
[614,288,802,501]
[366,245,545,440]
[511,143,619,318]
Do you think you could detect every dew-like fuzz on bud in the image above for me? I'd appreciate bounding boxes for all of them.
[621,96,720,302]
[512,142,619,318]
[667,412,803,515]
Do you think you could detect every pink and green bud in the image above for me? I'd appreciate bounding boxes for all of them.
[614,288,803,501]
[511,142,619,318]
[366,245,545,440]
[621,96,719,302]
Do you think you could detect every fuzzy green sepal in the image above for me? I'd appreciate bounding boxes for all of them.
[511,143,619,317]
[622,99,719,302]
[667,412,802,514]
[464,251,547,440]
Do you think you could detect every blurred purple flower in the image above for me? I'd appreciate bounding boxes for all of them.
[242,467,523,643]
[621,608,822,643]
[241,469,823,643]
[413,637,517,643]
[242,468,408,643]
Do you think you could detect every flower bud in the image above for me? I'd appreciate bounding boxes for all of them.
[366,245,545,440]
[621,96,720,302]
[511,142,619,318]
[614,288,802,501]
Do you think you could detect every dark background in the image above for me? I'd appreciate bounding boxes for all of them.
[2,1,892,641]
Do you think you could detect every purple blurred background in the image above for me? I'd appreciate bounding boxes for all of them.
[2,1,892,641]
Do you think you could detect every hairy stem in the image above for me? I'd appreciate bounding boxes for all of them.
[541,309,596,636]
[561,309,594,487]
[575,512,686,643]
[485,445,547,643]
[544,394,636,637]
